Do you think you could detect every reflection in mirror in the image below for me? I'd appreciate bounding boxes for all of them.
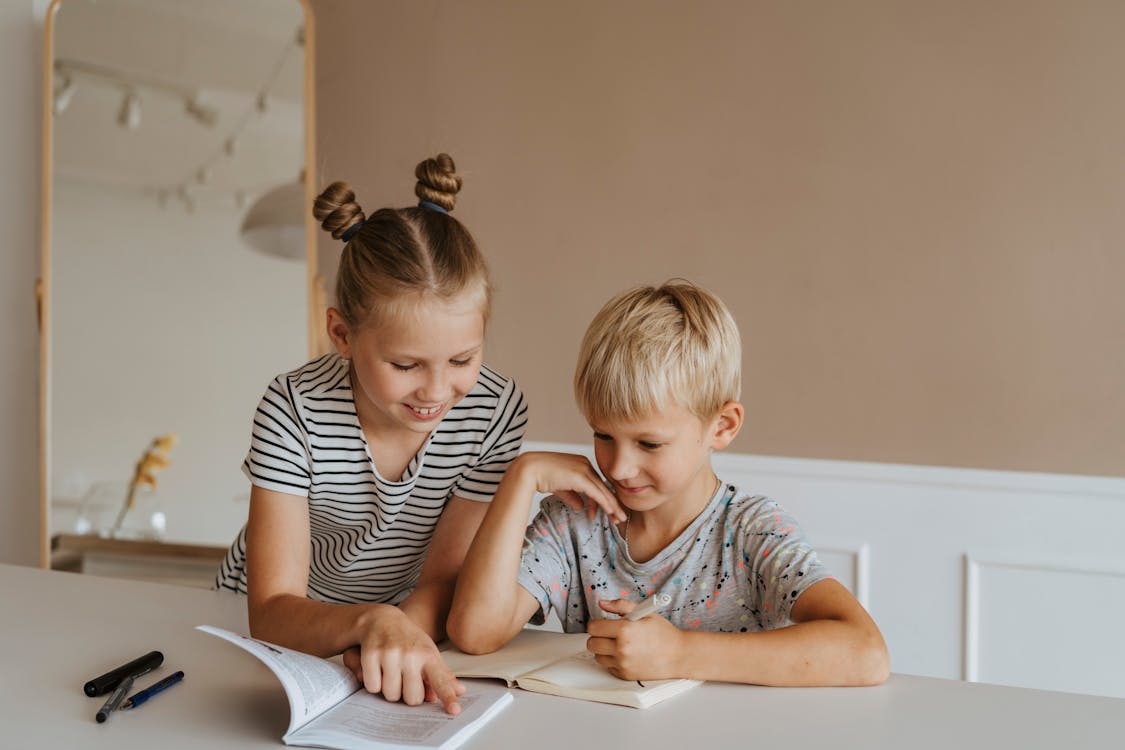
[46,0,311,567]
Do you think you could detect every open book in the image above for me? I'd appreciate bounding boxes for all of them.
[197,625,512,750]
[441,629,700,709]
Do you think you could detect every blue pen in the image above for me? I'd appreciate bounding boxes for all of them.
[123,671,185,709]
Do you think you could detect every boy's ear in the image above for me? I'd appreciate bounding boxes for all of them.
[325,308,352,359]
[709,401,744,450]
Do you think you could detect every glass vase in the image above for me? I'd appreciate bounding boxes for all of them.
[74,480,167,540]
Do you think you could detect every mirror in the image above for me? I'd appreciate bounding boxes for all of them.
[40,0,316,564]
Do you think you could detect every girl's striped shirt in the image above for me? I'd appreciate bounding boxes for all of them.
[215,353,527,603]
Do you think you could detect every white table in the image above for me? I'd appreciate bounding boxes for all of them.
[2,563,1123,749]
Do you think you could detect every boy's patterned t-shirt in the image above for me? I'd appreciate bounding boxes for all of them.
[517,482,832,633]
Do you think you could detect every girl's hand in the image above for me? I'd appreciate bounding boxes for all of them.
[513,452,626,523]
[349,604,467,714]
[585,599,686,681]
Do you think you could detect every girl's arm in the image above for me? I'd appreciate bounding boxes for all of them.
[245,485,465,714]
[447,452,626,655]
[587,579,889,686]
[397,496,488,641]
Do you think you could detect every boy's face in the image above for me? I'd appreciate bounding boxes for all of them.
[590,400,725,515]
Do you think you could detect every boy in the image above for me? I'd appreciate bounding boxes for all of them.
[447,281,888,686]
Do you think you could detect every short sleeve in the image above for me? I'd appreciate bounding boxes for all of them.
[737,498,831,627]
[517,497,574,625]
[241,375,313,496]
[452,379,528,502]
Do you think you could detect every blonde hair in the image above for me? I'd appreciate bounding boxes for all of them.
[312,153,490,329]
[575,280,741,424]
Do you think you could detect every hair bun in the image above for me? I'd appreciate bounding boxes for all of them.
[313,181,366,240]
[414,153,463,212]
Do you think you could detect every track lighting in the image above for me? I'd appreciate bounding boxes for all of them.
[177,185,195,213]
[117,90,141,130]
[184,95,218,127]
[53,74,78,115]
[53,20,304,216]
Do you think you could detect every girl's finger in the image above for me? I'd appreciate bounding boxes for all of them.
[401,667,426,706]
[380,654,403,702]
[423,663,463,715]
[361,651,383,696]
[342,647,364,681]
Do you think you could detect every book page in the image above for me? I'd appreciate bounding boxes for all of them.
[517,651,701,709]
[197,625,360,735]
[288,683,513,750]
[441,630,588,685]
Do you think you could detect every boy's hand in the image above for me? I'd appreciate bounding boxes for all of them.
[585,599,686,681]
[513,452,626,523]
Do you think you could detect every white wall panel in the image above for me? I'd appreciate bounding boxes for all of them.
[965,555,1125,699]
[815,542,869,608]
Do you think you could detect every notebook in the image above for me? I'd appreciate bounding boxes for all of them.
[442,629,700,709]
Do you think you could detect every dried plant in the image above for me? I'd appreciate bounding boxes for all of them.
[110,433,178,536]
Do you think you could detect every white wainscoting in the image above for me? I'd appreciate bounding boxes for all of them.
[964,554,1125,698]
[524,441,1125,699]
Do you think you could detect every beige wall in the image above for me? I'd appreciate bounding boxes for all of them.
[312,0,1125,478]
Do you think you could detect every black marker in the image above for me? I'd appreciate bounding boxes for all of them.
[84,650,164,697]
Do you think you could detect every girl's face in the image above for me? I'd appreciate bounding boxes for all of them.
[329,295,485,438]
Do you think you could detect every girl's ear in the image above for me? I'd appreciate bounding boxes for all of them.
[325,308,352,359]
[709,401,744,451]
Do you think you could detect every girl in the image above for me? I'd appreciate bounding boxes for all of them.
[216,154,527,715]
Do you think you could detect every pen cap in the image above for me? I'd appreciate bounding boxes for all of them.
[84,650,163,697]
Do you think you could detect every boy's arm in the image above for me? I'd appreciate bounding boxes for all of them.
[588,579,889,686]
[447,452,626,654]
[684,578,888,685]
[445,462,541,653]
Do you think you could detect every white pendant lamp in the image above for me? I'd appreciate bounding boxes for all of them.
[240,180,306,261]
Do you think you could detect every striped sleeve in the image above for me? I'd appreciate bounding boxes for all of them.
[240,373,313,496]
[452,377,528,502]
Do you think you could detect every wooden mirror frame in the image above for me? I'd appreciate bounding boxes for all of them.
[37,0,320,567]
